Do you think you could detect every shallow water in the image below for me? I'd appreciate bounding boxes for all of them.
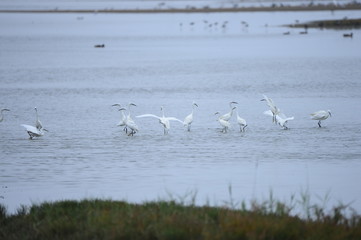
[1,10,361,214]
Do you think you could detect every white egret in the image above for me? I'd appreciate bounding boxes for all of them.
[0,109,10,122]
[34,107,43,130]
[112,103,137,133]
[276,114,294,130]
[183,102,198,131]
[126,103,137,126]
[264,110,294,130]
[220,102,238,121]
[119,107,139,136]
[21,107,48,139]
[236,109,247,132]
[310,110,331,127]
[112,104,127,132]
[21,124,44,139]
[261,95,280,124]
[136,106,183,135]
[215,112,231,133]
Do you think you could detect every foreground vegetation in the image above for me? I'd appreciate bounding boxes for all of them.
[1,196,361,240]
[288,18,361,29]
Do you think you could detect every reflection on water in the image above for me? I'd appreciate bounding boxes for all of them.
[0,10,361,213]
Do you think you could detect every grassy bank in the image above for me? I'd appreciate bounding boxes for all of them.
[1,198,361,240]
[288,18,361,29]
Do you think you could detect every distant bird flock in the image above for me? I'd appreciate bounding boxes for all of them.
[0,95,332,139]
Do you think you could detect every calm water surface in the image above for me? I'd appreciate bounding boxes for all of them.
[1,10,361,214]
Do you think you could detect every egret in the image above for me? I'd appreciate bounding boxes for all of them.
[112,104,127,132]
[220,102,238,121]
[215,112,231,133]
[21,124,44,139]
[276,114,294,130]
[137,106,183,135]
[183,102,198,131]
[21,107,47,139]
[0,109,10,122]
[236,109,247,132]
[310,110,331,127]
[119,108,139,136]
[34,107,43,130]
[261,95,280,124]
[264,110,294,130]
[112,103,137,133]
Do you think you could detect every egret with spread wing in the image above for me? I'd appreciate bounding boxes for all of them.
[261,95,280,124]
[21,107,47,139]
[137,106,183,135]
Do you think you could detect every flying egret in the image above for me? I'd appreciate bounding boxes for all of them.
[261,95,280,124]
[119,107,139,136]
[0,109,10,122]
[215,112,231,133]
[136,106,183,135]
[310,110,331,127]
[220,102,238,121]
[236,109,247,132]
[183,102,198,131]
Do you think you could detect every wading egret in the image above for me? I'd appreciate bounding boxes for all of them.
[264,110,294,130]
[137,106,183,135]
[261,95,280,124]
[310,110,331,127]
[215,112,231,133]
[119,108,139,136]
[112,104,127,132]
[183,102,198,131]
[276,114,294,130]
[112,103,137,133]
[220,102,238,121]
[236,109,247,132]
[21,107,47,139]
[21,124,44,139]
[0,109,10,122]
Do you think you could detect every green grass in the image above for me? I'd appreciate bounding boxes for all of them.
[1,196,361,240]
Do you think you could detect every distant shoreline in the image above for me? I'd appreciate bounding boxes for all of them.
[1,3,361,14]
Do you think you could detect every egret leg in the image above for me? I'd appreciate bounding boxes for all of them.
[318,120,322,128]
[243,125,247,132]
[187,125,191,132]
[27,131,33,140]
[123,127,128,133]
